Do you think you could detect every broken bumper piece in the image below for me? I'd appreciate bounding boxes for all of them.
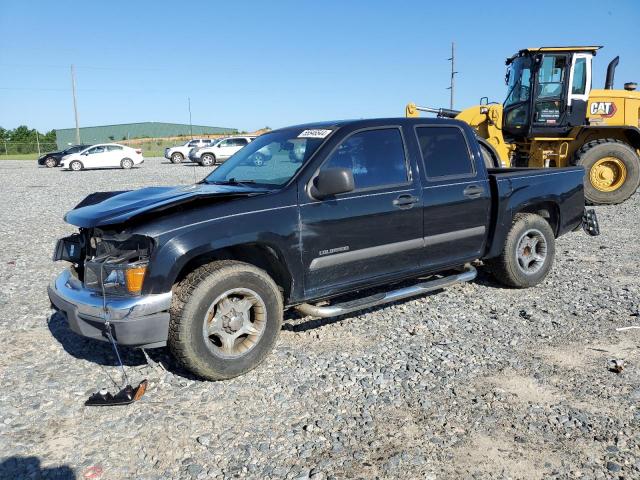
[582,208,600,236]
[48,269,172,348]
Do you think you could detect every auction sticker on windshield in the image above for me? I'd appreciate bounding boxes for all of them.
[298,129,332,139]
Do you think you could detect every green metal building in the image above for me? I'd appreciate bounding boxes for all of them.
[55,122,237,149]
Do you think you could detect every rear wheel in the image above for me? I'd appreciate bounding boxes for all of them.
[120,158,133,169]
[44,157,57,168]
[201,153,216,166]
[574,139,640,205]
[168,260,283,380]
[69,160,83,171]
[486,213,555,288]
[171,152,184,164]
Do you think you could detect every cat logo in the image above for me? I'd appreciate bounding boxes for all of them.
[590,101,617,118]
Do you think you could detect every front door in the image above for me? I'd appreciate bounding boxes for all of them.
[415,125,491,270]
[300,126,423,298]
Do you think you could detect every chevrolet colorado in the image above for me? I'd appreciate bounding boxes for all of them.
[49,118,599,380]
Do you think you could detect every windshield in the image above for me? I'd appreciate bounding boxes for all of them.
[504,56,532,107]
[204,129,330,187]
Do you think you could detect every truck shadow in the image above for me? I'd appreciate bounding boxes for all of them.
[0,456,75,479]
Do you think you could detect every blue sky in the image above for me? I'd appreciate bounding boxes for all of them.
[1,0,638,132]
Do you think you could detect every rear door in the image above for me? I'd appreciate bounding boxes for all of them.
[415,125,490,269]
[106,145,124,166]
[300,126,424,297]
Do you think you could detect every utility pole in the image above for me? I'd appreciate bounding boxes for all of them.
[447,42,458,110]
[71,65,80,144]
[35,131,40,156]
[188,97,193,139]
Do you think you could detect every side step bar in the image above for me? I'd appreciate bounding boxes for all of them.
[295,265,477,318]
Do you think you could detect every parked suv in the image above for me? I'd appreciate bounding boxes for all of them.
[189,136,255,166]
[165,139,215,164]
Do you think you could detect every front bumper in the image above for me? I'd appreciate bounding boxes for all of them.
[48,269,172,348]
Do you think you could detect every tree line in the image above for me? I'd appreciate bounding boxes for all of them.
[0,125,57,154]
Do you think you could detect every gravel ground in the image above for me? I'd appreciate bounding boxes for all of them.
[0,158,638,480]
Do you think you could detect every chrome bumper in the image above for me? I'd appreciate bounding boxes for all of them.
[48,269,172,347]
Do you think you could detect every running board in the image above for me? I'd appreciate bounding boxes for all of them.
[295,265,477,318]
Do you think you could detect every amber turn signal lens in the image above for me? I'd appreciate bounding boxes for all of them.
[125,265,147,294]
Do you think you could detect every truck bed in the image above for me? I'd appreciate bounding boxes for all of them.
[484,166,586,259]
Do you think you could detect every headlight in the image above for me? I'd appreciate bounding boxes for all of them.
[84,260,148,295]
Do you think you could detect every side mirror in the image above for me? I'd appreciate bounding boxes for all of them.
[311,168,355,199]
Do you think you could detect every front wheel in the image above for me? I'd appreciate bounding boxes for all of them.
[69,160,83,171]
[44,157,57,168]
[168,260,283,380]
[485,213,555,288]
[200,153,215,166]
[171,152,184,164]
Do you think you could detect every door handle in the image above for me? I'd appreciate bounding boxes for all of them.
[393,194,419,208]
[463,185,484,199]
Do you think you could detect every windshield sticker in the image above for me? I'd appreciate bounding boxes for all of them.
[298,129,332,139]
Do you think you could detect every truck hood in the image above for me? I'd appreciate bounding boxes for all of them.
[64,183,268,228]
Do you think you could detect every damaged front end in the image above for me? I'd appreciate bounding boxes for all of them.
[54,228,155,296]
[48,227,172,348]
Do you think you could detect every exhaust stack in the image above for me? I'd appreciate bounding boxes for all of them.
[605,56,619,89]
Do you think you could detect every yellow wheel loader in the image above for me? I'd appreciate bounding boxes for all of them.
[406,46,640,205]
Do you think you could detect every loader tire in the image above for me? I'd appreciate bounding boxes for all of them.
[486,213,555,288]
[574,139,640,205]
[168,260,283,381]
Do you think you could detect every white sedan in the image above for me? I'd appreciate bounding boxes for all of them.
[61,144,144,171]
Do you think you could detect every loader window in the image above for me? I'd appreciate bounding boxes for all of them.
[504,57,532,107]
[416,126,473,178]
[572,57,587,94]
[537,55,566,98]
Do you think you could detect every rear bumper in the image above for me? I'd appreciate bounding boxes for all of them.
[48,269,172,348]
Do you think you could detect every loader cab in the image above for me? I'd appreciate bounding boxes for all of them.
[502,47,599,139]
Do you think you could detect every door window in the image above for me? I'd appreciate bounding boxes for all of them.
[87,146,106,155]
[416,127,473,178]
[232,138,248,146]
[537,55,566,99]
[187,141,198,147]
[106,145,123,151]
[322,128,408,190]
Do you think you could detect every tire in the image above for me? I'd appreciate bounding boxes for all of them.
[44,157,57,168]
[477,139,500,168]
[120,158,133,169]
[168,260,283,380]
[69,160,83,171]
[171,152,184,164]
[573,139,640,205]
[253,153,267,167]
[486,213,556,288]
[200,153,216,166]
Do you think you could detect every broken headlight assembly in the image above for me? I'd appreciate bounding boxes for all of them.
[83,233,154,296]
[53,230,154,296]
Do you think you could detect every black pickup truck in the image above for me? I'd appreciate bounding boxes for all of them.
[49,118,599,380]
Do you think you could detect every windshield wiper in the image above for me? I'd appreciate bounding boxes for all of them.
[227,178,257,185]
[204,178,263,187]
